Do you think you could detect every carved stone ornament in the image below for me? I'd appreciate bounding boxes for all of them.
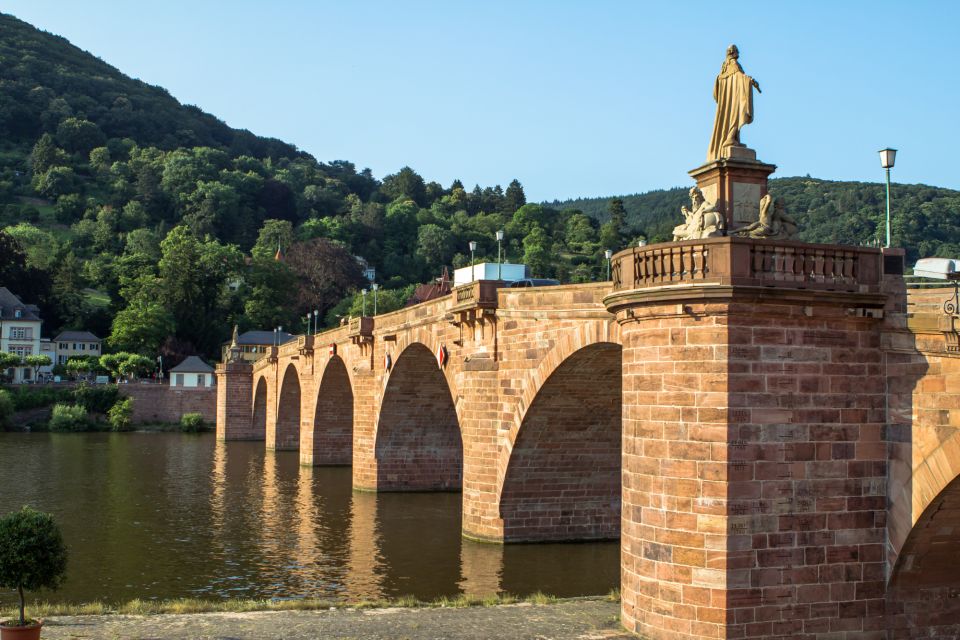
[673,187,726,241]
[734,193,798,240]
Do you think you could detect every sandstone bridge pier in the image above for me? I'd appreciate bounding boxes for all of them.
[218,236,960,638]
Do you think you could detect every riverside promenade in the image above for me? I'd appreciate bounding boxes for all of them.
[39,599,629,640]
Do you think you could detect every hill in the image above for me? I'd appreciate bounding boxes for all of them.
[0,13,300,160]
[546,177,960,263]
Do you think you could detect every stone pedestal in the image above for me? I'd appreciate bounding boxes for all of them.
[605,238,894,639]
[215,361,256,440]
[689,153,776,230]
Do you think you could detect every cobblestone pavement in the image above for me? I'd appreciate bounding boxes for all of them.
[39,599,635,640]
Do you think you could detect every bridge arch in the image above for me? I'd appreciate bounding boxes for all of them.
[889,474,960,634]
[251,375,267,440]
[497,323,622,542]
[302,355,353,465]
[374,341,462,491]
[273,363,301,451]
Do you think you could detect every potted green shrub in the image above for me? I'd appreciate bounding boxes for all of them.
[0,507,67,639]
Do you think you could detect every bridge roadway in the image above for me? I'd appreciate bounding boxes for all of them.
[217,236,960,639]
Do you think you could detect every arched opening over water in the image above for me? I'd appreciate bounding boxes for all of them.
[305,355,353,465]
[251,376,267,440]
[888,474,960,635]
[499,342,622,542]
[375,343,462,491]
[273,364,301,451]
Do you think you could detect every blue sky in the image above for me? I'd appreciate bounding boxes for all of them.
[6,1,958,201]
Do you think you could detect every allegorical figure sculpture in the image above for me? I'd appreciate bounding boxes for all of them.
[735,193,798,239]
[673,187,726,241]
[707,44,761,162]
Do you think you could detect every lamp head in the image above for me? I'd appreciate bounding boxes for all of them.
[469,241,477,252]
[604,249,613,260]
[496,230,504,241]
[879,148,897,169]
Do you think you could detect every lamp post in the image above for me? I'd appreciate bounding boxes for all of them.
[879,148,897,248]
[469,240,477,281]
[496,230,504,280]
[638,239,647,247]
[372,283,379,316]
[604,249,613,281]
[313,309,318,335]
[361,289,367,316]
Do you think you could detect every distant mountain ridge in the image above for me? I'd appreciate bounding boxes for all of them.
[546,177,960,262]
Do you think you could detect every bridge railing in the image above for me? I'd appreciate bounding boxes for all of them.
[611,237,882,294]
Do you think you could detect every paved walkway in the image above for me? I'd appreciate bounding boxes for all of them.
[40,599,634,640]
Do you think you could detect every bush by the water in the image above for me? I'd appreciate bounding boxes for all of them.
[0,389,12,428]
[72,384,119,414]
[8,386,72,411]
[180,412,204,433]
[107,397,133,432]
[48,404,89,432]
[0,506,68,626]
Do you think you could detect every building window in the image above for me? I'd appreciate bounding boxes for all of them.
[59,343,67,350]
[14,309,21,318]
[11,346,31,358]
[58,355,67,365]
[79,343,86,351]
[175,374,184,386]
[92,344,99,352]
[197,374,205,387]
[10,327,30,340]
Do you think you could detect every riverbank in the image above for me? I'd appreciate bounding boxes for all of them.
[25,597,633,639]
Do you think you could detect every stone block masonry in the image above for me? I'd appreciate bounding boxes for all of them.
[120,383,216,425]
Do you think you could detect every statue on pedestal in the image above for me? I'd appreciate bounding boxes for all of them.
[707,45,761,162]
[227,324,243,363]
[673,187,726,241]
[734,194,798,239]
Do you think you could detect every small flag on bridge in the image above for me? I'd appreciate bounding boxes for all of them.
[436,344,447,369]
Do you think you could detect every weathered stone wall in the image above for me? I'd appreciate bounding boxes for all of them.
[122,383,216,424]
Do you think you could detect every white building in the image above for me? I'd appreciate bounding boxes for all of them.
[54,331,102,365]
[0,287,42,383]
[169,356,215,388]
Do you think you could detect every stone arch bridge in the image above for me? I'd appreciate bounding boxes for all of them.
[218,237,960,639]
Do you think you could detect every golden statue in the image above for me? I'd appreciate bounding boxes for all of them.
[707,45,761,162]
[735,194,798,239]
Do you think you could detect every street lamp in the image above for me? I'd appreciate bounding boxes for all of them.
[372,283,379,316]
[361,289,368,316]
[469,240,478,282]
[879,148,897,248]
[496,230,504,280]
[638,239,647,247]
[604,249,613,281]
[313,309,319,335]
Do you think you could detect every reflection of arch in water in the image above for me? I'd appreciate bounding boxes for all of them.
[302,356,353,466]
[273,364,301,451]
[374,343,462,491]
[498,342,622,542]
[343,490,385,601]
[458,539,503,597]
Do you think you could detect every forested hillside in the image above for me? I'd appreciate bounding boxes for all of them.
[0,11,957,368]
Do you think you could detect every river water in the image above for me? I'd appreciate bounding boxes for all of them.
[0,432,618,605]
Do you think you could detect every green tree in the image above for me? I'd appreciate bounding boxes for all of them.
[108,297,175,355]
[55,117,106,154]
[23,355,51,382]
[28,133,66,175]
[0,352,21,371]
[0,507,68,627]
[32,166,77,199]
[504,179,527,213]
[522,226,553,278]
[252,219,295,260]
[381,166,427,206]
